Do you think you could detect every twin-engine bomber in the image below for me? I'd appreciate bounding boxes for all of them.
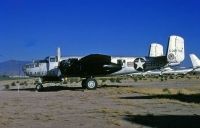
[23,35,185,91]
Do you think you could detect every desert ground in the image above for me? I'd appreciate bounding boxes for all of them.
[0,76,200,128]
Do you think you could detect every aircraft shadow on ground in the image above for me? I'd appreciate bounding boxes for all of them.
[124,114,200,128]
[9,86,84,92]
[120,93,200,104]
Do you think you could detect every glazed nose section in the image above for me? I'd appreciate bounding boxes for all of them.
[22,65,28,75]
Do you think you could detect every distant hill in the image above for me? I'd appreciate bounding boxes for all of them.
[0,60,30,76]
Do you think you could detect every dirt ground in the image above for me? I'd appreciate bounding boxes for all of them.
[1,78,200,128]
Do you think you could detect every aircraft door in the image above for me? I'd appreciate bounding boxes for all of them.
[38,63,48,76]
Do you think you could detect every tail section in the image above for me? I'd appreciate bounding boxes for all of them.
[149,43,164,57]
[167,35,185,64]
[190,54,200,68]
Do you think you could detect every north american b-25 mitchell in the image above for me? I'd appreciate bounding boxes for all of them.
[23,35,185,91]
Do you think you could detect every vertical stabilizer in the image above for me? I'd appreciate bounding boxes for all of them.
[190,54,200,68]
[167,35,185,64]
[149,43,164,57]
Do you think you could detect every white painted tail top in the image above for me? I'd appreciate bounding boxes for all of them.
[167,35,185,63]
[149,43,164,57]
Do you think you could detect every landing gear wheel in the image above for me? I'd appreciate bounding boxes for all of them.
[81,79,87,89]
[36,84,43,92]
[85,78,97,90]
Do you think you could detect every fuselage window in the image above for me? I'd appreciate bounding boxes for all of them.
[117,59,123,66]
[127,62,133,67]
[35,63,39,67]
[30,64,34,68]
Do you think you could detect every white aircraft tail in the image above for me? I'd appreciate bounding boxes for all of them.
[57,47,61,62]
[190,54,200,68]
[149,43,164,57]
[166,35,185,64]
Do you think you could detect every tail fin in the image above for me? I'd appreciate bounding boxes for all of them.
[57,47,61,62]
[149,43,164,57]
[167,35,185,64]
[190,54,200,68]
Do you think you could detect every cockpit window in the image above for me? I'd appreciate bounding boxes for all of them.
[35,63,39,67]
[50,57,58,62]
[50,58,56,62]
[25,63,36,68]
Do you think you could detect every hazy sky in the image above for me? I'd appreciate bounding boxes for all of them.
[0,0,199,66]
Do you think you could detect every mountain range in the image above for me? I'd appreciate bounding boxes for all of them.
[0,60,30,76]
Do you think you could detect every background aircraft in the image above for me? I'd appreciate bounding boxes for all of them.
[161,67,193,75]
[190,54,200,73]
[23,35,185,91]
[130,67,192,77]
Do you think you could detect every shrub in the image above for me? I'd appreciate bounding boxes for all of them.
[109,78,115,83]
[169,75,174,79]
[163,88,171,94]
[19,82,24,85]
[11,82,16,86]
[101,78,107,83]
[133,77,138,82]
[4,84,10,89]
[24,81,28,86]
[116,78,121,83]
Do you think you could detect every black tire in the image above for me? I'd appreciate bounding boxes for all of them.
[36,84,43,92]
[81,79,87,89]
[85,78,97,90]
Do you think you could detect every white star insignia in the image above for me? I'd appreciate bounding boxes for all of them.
[135,59,145,69]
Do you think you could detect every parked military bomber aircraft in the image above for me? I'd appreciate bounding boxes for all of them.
[23,35,185,91]
[190,54,200,74]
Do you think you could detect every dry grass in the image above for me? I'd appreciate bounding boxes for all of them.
[97,107,132,117]
[95,107,133,126]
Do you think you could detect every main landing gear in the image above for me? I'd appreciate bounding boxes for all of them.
[81,78,97,90]
[35,77,44,92]
[36,83,43,92]
[35,77,98,91]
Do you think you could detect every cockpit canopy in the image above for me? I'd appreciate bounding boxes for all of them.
[45,56,58,62]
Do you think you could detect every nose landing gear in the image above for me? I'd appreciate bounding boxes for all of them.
[36,84,43,92]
